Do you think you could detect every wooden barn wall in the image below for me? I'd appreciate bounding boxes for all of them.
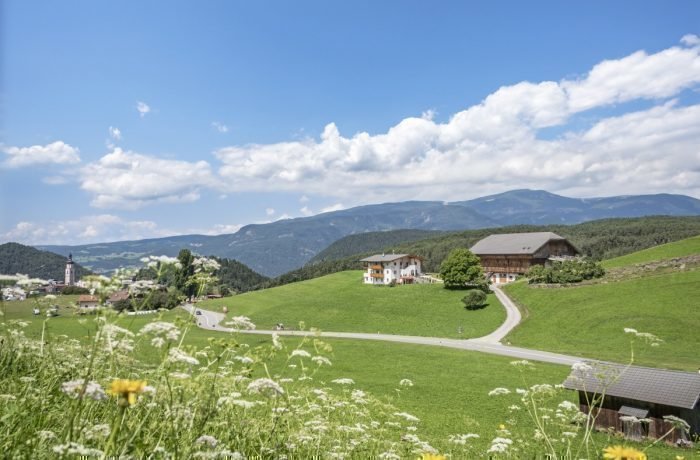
[578,392,699,441]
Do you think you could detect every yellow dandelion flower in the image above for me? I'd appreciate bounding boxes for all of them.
[108,379,147,406]
[498,424,506,430]
[603,445,647,460]
[420,454,446,460]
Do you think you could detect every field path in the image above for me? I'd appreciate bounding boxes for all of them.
[182,290,582,367]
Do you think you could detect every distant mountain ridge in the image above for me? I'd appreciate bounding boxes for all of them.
[35,190,700,277]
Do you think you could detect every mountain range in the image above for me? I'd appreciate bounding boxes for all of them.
[36,189,700,277]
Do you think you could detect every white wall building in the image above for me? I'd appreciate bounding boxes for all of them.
[360,254,423,285]
[65,253,76,286]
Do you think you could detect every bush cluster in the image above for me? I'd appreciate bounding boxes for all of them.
[526,259,605,284]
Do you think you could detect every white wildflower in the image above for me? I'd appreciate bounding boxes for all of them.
[234,356,254,365]
[488,387,511,396]
[195,435,218,448]
[151,337,166,348]
[487,437,512,454]
[331,378,354,385]
[571,362,593,374]
[311,355,332,366]
[449,433,480,445]
[247,378,284,397]
[562,431,578,438]
[225,316,256,330]
[623,327,638,334]
[558,400,578,411]
[169,372,191,379]
[60,379,107,400]
[290,349,311,359]
[393,411,420,422]
[139,321,181,341]
[168,348,200,366]
[399,378,414,387]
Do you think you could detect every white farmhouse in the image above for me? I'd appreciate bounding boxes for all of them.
[360,254,423,285]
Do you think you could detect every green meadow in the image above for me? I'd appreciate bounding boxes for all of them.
[601,234,700,269]
[198,270,505,339]
[505,237,700,370]
[4,302,681,457]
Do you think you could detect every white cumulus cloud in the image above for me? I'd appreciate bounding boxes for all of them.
[80,148,219,209]
[136,101,151,117]
[109,126,122,141]
[2,141,80,168]
[212,37,700,200]
[212,122,229,133]
[1,215,171,245]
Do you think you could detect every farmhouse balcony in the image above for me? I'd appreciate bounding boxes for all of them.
[370,273,384,278]
[369,264,383,270]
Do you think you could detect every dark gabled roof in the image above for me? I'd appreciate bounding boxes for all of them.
[360,254,422,263]
[563,362,700,410]
[470,232,576,255]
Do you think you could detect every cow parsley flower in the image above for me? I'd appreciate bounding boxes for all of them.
[290,349,311,359]
[488,387,511,396]
[331,378,354,385]
[311,355,332,366]
[60,379,107,401]
[393,412,420,422]
[399,379,414,387]
[168,348,200,366]
[247,378,284,397]
[225,316,256,330]
[195,435,218,448]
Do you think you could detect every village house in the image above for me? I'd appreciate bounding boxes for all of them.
[77,294,100,310]
[360,254,423,285]
[563,362,700,443]
[105,290,130,306]
[470,232,579,284]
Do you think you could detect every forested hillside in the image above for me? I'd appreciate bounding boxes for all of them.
[214,256,270,294]
[309,229,443,263]
[0,243,92,280]
[266,216,700,286]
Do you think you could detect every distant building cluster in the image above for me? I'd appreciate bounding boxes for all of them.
[1,254,81,301]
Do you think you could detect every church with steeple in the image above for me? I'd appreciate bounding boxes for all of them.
[65,253,76,286]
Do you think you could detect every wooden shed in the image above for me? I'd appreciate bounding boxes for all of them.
[470,232,579,284]
[563,362,700,443]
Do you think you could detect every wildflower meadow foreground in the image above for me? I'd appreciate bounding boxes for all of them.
[0,260,694,458]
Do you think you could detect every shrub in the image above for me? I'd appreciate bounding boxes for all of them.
[462,290,487,310]
[526,258,605,284]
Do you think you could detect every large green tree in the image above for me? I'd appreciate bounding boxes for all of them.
[439,248,485,289]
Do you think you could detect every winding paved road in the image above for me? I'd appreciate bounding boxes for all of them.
[182,286,584,367]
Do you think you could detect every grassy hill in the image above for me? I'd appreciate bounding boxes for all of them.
[601,234,700,269]
[200,270,505,338]
[0,242,92,280]
[504,236,700,370]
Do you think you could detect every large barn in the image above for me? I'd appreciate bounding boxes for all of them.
[470,232,579,284]
[563,362,700,443]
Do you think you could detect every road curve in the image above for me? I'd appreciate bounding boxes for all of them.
[181,296,582,367]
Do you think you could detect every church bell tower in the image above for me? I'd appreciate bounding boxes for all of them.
[65,253,76,286]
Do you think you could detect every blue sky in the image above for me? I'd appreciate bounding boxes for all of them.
[2,1,700,245]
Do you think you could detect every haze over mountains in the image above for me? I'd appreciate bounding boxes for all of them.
[37,189,700,277]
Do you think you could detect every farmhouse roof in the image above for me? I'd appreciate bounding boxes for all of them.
[78,295,98,302]
[107,290,129,302]
[470,232,573,255]
[563,362,700,410]
[360,254,422,263]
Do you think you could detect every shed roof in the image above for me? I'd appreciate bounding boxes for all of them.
[360,254,422,263]
[470,232,572,255]
[563,362,700,410]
